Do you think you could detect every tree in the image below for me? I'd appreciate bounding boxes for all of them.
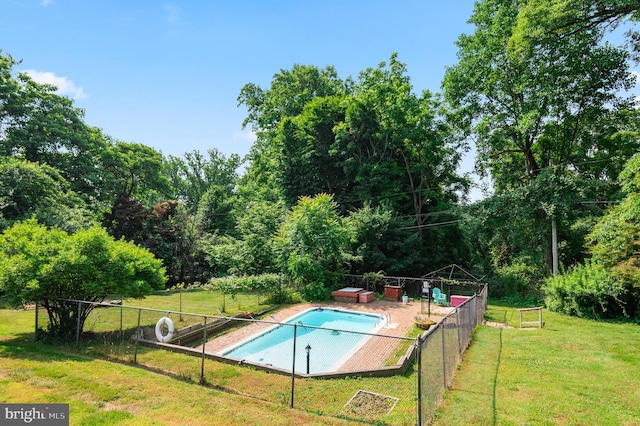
[238,64,348,206]
[337,55,468,230]
[588,154,640,314]
[445,0,637,278]
[164,148,241,212]
[348,202,425,276]
[510,0,640,55]
[0,158,93,232]
[238,55,471,276]
[101,141,170,207]
[275,95,349,206]
[444,0,634,188]
[274,194,355,300]
[0,220,166,339]
[0,51,109,207]
[209,199,286,276]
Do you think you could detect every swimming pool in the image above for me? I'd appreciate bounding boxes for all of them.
[222,308,384,374]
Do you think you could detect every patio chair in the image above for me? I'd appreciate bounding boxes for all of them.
[432,287,447,306]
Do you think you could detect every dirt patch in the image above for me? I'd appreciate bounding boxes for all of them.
[343,390,399,418]
[485,321,513,329]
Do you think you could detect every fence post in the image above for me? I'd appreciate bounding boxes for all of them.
[120,294,124,344]
[134,308,142,364]
[75,301,82,348]
[441,322,447,389]
[290,324,297,408]
[180,290,183,322]
[34,302,39,341]
[201,316,207,382]
[416,337,422,426]
[456,308,462,355]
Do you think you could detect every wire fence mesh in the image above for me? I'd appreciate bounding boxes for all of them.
[33,283,487,425]
[418,285,488,424]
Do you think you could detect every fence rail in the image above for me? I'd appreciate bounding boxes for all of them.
[34,283,487,425]
[418,285,488,424]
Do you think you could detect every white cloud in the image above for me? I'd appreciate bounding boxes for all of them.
[233,130,257,143]
[22,69,88,100]
[40,0,53,6]
[164,4,181,24]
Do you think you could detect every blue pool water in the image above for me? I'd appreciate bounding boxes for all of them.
[222,308,383,374]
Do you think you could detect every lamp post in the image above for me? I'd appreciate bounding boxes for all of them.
[305,344,311,374]
[422,281,431,317]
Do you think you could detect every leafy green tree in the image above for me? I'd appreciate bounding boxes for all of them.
[444,0,634,189]
[210,199,286,276]
[348,202,425,276]
[238,64,348,206]
[445,0,637,282]
[0,158,93,232]
[338,55,467,231]
[274,194,355,300]
[239,55,470,276]
[276,95,349,206]
[101,141,170,207]
[0,220,166,339]
[195,185,237,237]
[164,148,241,212]
[510,0,640,57]
[586,153,640,316]
[0,51,109,207]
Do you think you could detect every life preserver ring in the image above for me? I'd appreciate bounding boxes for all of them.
[155,316,175,343]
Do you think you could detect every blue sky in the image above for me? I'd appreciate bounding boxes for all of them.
[1,0,476,160]
[2,1,637,201]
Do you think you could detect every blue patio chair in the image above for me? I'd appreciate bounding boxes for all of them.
[432,287,448,306]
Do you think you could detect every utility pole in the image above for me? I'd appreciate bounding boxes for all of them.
[550,159,559,275]
[552,215,558,275]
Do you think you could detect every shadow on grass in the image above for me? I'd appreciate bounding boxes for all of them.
[0,333,95,363]
[0,331,248,400]
[491,309,507,426]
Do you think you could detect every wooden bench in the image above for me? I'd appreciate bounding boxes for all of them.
[518,307,543,328]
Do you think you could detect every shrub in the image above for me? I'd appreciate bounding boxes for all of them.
[489,260,546,298]
[543,262,628,319]
[208,274,281,300]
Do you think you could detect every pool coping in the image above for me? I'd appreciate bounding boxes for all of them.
[133,299,454,379]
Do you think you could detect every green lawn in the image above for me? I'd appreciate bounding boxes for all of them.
[0,307,351,426]
[2,298,638,425]
[433,304,640,425]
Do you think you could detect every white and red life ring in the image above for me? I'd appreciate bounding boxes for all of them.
[155,316,175,343]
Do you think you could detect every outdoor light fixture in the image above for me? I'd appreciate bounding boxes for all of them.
[305,343,311,374]
[422,281,431,317]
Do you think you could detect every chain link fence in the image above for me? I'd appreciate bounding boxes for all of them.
[33,282,487,425]
[418,284,488,424]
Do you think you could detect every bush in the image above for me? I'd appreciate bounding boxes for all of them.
[208,274,281,299]
[488,260,546,298]
[543,262,629,319]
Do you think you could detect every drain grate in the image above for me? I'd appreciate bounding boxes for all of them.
[343,390,399,418]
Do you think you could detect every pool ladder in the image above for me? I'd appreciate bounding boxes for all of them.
[379,312,391,328]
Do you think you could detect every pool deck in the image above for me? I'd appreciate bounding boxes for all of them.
[198,299,454,372]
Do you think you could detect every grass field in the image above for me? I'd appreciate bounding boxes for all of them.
[2,291,419,425]
[434,304,640,425]
[2,294,639,425]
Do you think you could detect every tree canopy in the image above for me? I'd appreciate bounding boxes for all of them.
[2,0,640,319]
[0,220,166,338]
